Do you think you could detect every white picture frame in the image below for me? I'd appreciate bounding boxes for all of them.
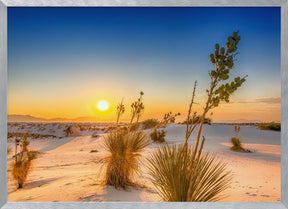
[0,1,287,209]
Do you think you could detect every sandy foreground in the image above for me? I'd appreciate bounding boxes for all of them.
[7,123,280,202]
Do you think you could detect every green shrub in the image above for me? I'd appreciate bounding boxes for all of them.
[150,129,166,143]
[256,122,281,131]
[147,144,232,201]
[142,119,159,129]
[181,116,212,125]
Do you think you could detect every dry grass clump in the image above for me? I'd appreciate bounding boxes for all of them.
[150,129,166,143]
[11,133,38,189]
[147,144,231,201]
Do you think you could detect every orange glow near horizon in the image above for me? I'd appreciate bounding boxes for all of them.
[7,92,281,123]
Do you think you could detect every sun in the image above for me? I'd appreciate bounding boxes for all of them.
[97,100,109,111]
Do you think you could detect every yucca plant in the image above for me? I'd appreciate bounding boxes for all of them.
[230,137,243,151]
[104,129,151,189]
[11,133,37,189]
[230,125,244,151]
[147,31,247,202]
[103,92,179,189]
[147,144,231,202]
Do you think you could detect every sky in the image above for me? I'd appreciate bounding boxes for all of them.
[7,7,281,123]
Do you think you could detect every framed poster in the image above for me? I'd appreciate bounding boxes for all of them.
[0,1,287,209]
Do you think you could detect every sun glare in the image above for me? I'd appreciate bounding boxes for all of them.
[97,100,109,111]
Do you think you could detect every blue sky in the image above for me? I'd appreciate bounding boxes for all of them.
[7,7,281,122]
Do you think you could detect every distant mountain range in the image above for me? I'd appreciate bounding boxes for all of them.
[8,114,100,123]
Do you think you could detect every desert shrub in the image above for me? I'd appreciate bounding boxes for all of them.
[230,137,244,151]
[147,144,232,201]
[77,125,87,131]
[65,126,73,136]
[11,133,37,189]
[150,129,166,143]
[104,129,150,189]
[230,125,245,151]
[142,119,159,129]
[181,116,212,125]
[256,122,281,131]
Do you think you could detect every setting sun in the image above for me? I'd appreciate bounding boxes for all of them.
[97,100,109,111]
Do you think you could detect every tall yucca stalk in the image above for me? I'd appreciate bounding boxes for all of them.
[147,144,232,202]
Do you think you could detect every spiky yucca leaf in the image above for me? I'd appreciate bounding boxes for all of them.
[147,144,232,202]
[187,152,232,201]
[104,129,150,189]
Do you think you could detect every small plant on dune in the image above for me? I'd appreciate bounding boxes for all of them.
[230,125,244,151]
[103,92,179,189]
[142,118,159,129]
[147,31,247,202]
[11,132,37,189]
[230,125,250,152]
[150,129,166,143]
[230,137,243,151]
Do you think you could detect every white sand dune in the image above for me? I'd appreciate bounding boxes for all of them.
[7,123,280,202]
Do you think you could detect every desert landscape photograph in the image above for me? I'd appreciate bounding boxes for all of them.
[7,7,280,202]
